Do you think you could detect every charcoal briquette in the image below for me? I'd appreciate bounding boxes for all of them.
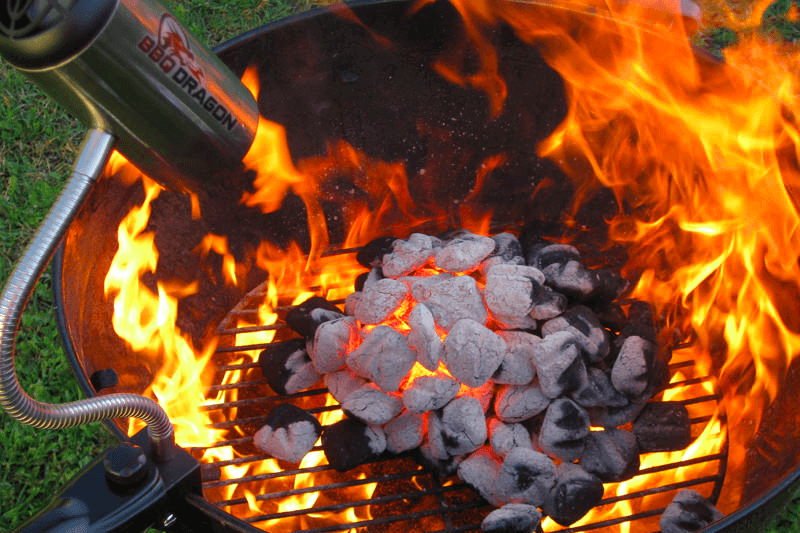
[407,303,442,371]
[491,232,524,263]
[588,396,648,428]
[611,335,654,398]
[382,233,437,277]
[543,463,604,527]
[342,383,403,425]
[457,446,504,506]
[481,503,542,533]
[529,282,568,320]
[442,318,506,387]
[414,274,488,331]
[344,291,361,316]
[659,489,724,533]
[286,296,343,338]
[434,231,496,272]
[531,330,587,399]
[324,370,367,404]
[384,411,426,454]
[494,447,557,507]
[322,417,386,472]
[494,331,538,385]
[581,428,640,482]
[633,401,692,452]
[356,236,396,268]
[462,378,496,413]
[253,404,322,463]
[489,418,532,457]
[346,325,416,392]
[541,305,610,362]
[539,398,591,462]
[483,264,545,329]
[440,396,488,456]
[402,375,460,414]
[495,382,550,423]
[307,316,359,373]
[258,338,322,395]
[354,267,383,292]
[353,277,410,325]
[571,366,628,408]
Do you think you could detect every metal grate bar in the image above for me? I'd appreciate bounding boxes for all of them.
[200,387,328,412]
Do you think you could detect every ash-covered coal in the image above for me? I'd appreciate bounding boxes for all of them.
[254,228,700,529]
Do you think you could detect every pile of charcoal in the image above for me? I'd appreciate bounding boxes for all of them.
[254,230,720,532]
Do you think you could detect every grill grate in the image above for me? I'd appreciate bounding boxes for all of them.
[195,246,728,532]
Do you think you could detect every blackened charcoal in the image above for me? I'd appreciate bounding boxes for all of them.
[354,277,410,325]
[253,404,322,463]
[442,318,506,387]
[622,300,658,341]
[494,447,557,507]
[322,417,386,472]
[344,291,361,316]
[484,264,546,329]
[494,331,538,385]
[382,233,437,277]
[407,303,442,371]
[531,330,587,399]
[458,447,503,506]
[481,504,542,533]
[588,267,630,303]
[384,411,426,454]
[354,271,370,292]
[258,338,322,395]
[529,243,628,302]
[659,489,724,533]
[434,231,496,272]
[543,463,604,526]
[495,382,550,423]
[286,296,343,338]
[414,274,488,331]
[354,267,383,292]
[529,282,568,320]
[581,428,640,482]
[324,370,367,404]
[489,418,532,457]
[491,232,524,263]
[611,335,654,398]
[346,325,415,392]
[633,402,692,452]
[593,301,628,332]
[402,375,460,414]
[571,366,628,408]
[588,396,648,428]
[342,383,403,425]
[417,444,464,478]
[90,368,118,391]
[539,398,591,462]
[541,305,610,363]
[440,396,488,456]
[308,316,359,373]
[356,236,396,268]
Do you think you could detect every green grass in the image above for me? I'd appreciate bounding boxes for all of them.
[1,0,800,531]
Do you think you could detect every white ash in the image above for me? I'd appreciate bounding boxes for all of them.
[529,282,568,320]
[344,291,362,316]
[324,370,367,404]
[483,264,544,329]
[285,296,343,338]
[439,395,487,456]
[659,489,724,533]
[571,366,628,408]
[384,411,426,454]
[345,325,416,392]
[253,404,322,464]
[406,303,442,371]
[422,412,449,461]
[489,418,532,457]
[543,462,604,527]
[462,379,496,413]
[494,447,557,507]
[382,233,437,277]
[441,318,506,387]
[493,331,538,385]
[434,231,496,273]
[481,504,542,533]
[530,331,583,399]
[341,383,403,425]
[529,243,595,297]
[611,335,653,398]
[494,382,550,423]
[258,339,320,396]
[541,305,610,363]
[353,277,410,325]
[307,316,359,373]
[402,375,460,414]
[458,447,504,507]
[412,274,488,331]
[539,398,591,462]
[491,232,525,263]
[408,272,452,299]
[281,350,323,395]
[581,428,640,482]
[322,417,386,472]
[360,267,384,291]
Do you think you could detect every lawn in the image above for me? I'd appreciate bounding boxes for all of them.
[0,0,799,531]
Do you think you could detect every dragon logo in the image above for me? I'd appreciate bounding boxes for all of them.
[157,14,205,86]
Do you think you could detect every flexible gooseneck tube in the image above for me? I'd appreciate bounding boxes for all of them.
[0,128,175,459]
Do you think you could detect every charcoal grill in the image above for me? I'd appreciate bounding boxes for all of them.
[30,0,800,531]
